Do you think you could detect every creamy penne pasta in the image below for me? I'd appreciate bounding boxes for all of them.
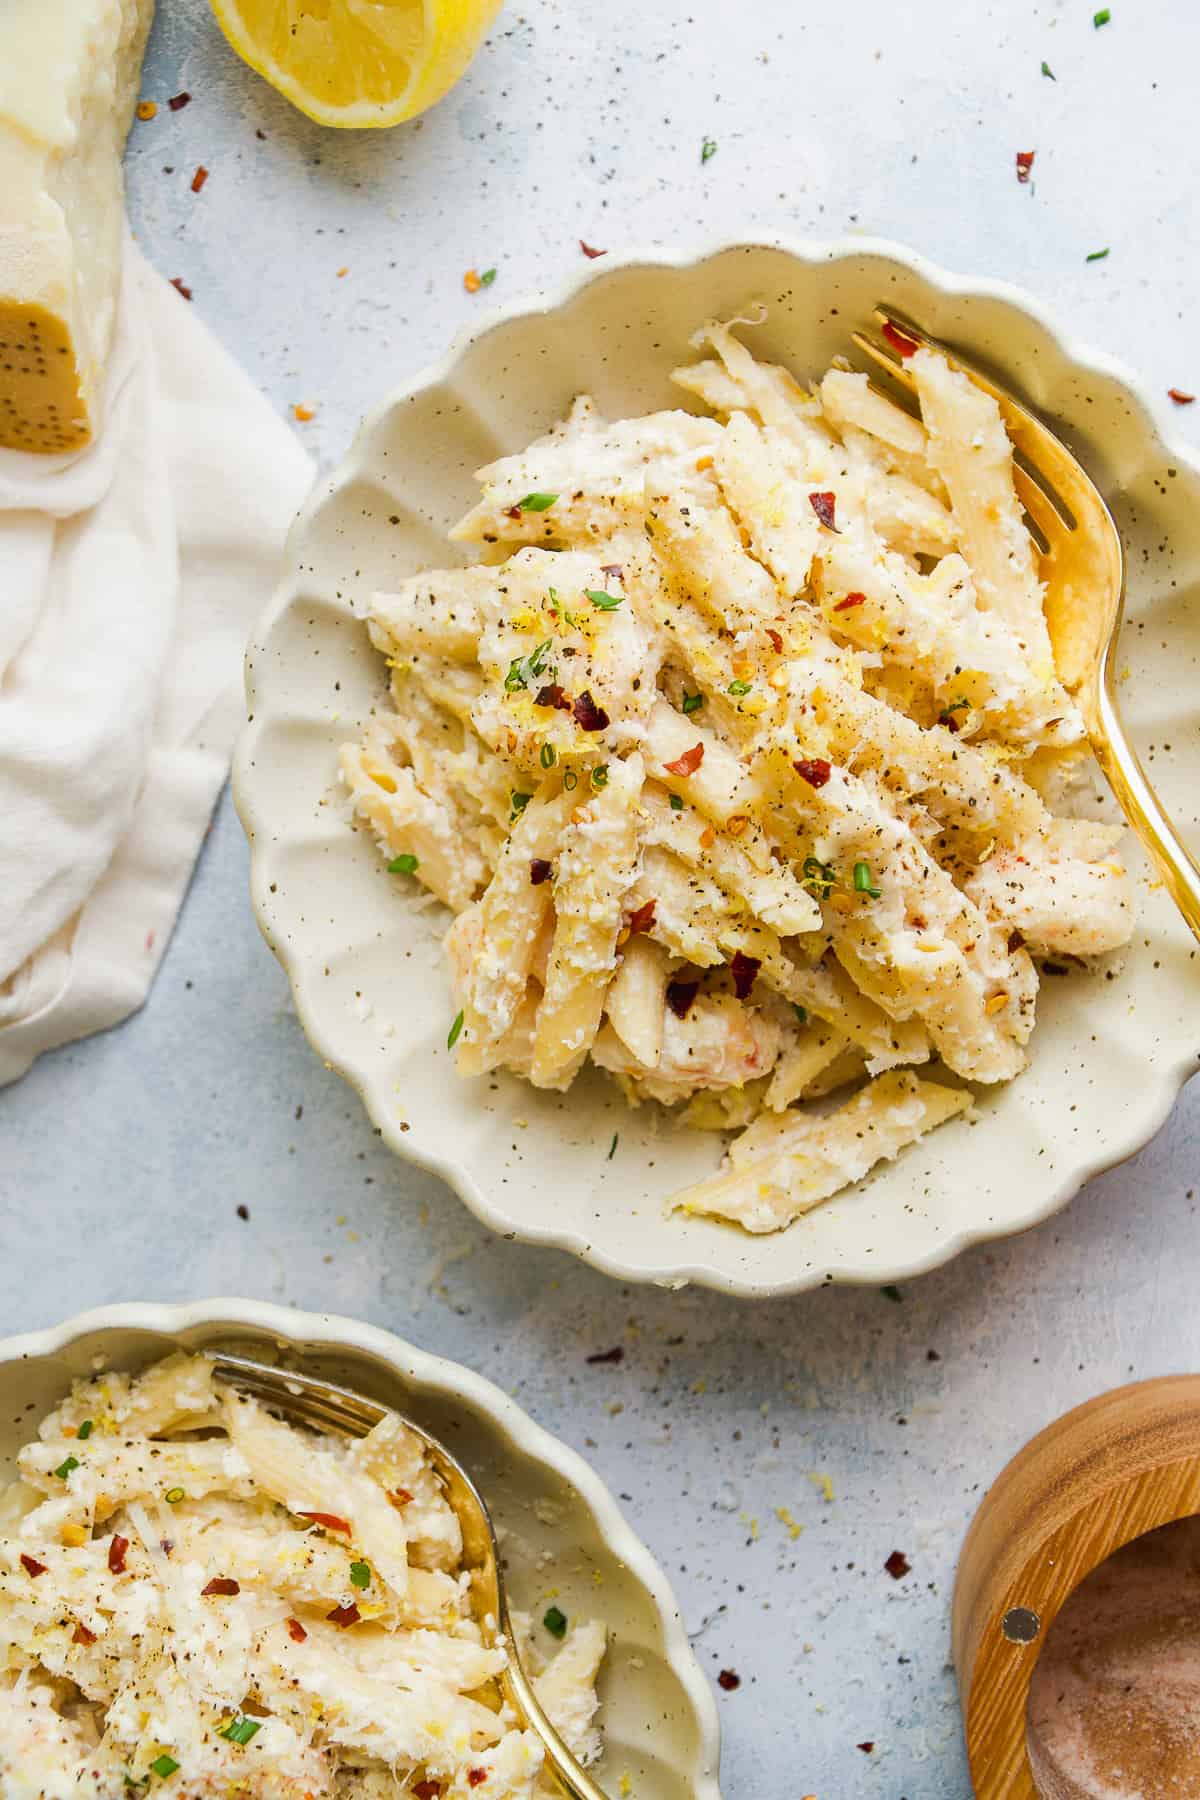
[341,324,1134,1233]
[0,1357,605,1800]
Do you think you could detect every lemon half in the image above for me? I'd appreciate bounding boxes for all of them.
[210,0,503,129]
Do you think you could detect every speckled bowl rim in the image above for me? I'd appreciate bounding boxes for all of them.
[235,232,1200,1297]
[0,1296,722,1795]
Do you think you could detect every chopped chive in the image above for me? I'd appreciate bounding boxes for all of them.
[77,1420,94,1440]
[669,793,684,812]
[607,1132,619,1160]
[801,855,836,898]
[681,691,704,714]
[387,853,418,875]
[510,791,533,817]
[164,1487,185,1505]
[700,137,718,164]
[218,1715,262,1745]
[563,768,579,791]
[853,860,882,898]
[1041,58,1055,78]
[539,743,556,769]
[590,765,609,789]
[447,1011,464,1051]
[1093,6,1110,23]
[543,1605,568,1639]
[585,589,623,610]
[54,1455,79,1480]
[150,1754,181,1778]
[480,267,497,286]
[727,679,752,697]
[517,492,558,512]
[792,1003,808,1025]
[1086,247,1110,262]
[349,1560,371,1589]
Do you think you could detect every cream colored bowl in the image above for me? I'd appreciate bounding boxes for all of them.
[0,1300,721,1798]
[235,237,1200,1298]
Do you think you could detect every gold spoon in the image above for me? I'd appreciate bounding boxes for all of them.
[209,1351,610,1800]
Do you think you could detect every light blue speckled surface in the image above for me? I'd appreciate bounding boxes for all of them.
[5,2,1200,1793]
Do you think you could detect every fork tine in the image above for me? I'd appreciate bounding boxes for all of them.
[850,328,919,398]
[1012,466,1060,557]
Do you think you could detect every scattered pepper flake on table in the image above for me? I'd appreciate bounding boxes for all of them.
[169,277,192,301]
[190,164,209,193]
[580,239,607,258]
[1169,388,1195,404]
[136,100,157,120]
[884,1549,912,1579]
[856,1741,875,1754]
[293,403,315,422]
[168,91,191,110]
[717,1668,741,1691]
[1016,149,1035,184]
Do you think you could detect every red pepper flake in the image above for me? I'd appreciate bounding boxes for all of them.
[808,490,839,531]
[580,240,607,258]
[390,1488,414,1507]
[327,1602,361,1627]
[202,1577,240,1597]
[792,757,832,788]
[884,1549,911,1579]
[729,950,761,1001]
[286,1617,308,1642]
[467,1772,488,1788]
[169,91,191,111]
[190,164,209,193]
[1169,388,1196,404]
[20,1554,47,1578]
[1016,150,1035,184]
[627,898,657,934]
[857,1741,875,1754]
[107,1536,129,1575]
[169,278,193,301]
[882,319,919,358]
[586,1346,625,1365]
[666,979,700,1019]
[664,742,704,778]
[298,1511,352,1534]
[72,1623,97,1645]
[534,682,571,711]
[834,591,866,613]
[765,627,783,653]
[572,689,610,732]
[530,858,553,886]
[413,1784,442,1800]
[1007,928,1026,953]
[717,1669,741,1691]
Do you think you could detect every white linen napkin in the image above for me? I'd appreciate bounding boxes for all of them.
[0,236,313,1086]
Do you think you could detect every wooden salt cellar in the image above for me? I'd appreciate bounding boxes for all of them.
[953,1376,1200,1796]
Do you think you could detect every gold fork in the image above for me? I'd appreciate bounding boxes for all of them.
[209,1352,610,1800]
[851,303,1200,945]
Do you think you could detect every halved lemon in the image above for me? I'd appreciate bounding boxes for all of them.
[210,0,503,129]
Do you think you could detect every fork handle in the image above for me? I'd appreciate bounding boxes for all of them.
[1093,636,1200,944]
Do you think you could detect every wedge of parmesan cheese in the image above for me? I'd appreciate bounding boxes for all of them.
[0,0,154,453]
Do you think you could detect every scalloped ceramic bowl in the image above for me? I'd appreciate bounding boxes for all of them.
[0,1300,721,1798]
[235,237,1200,1298]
